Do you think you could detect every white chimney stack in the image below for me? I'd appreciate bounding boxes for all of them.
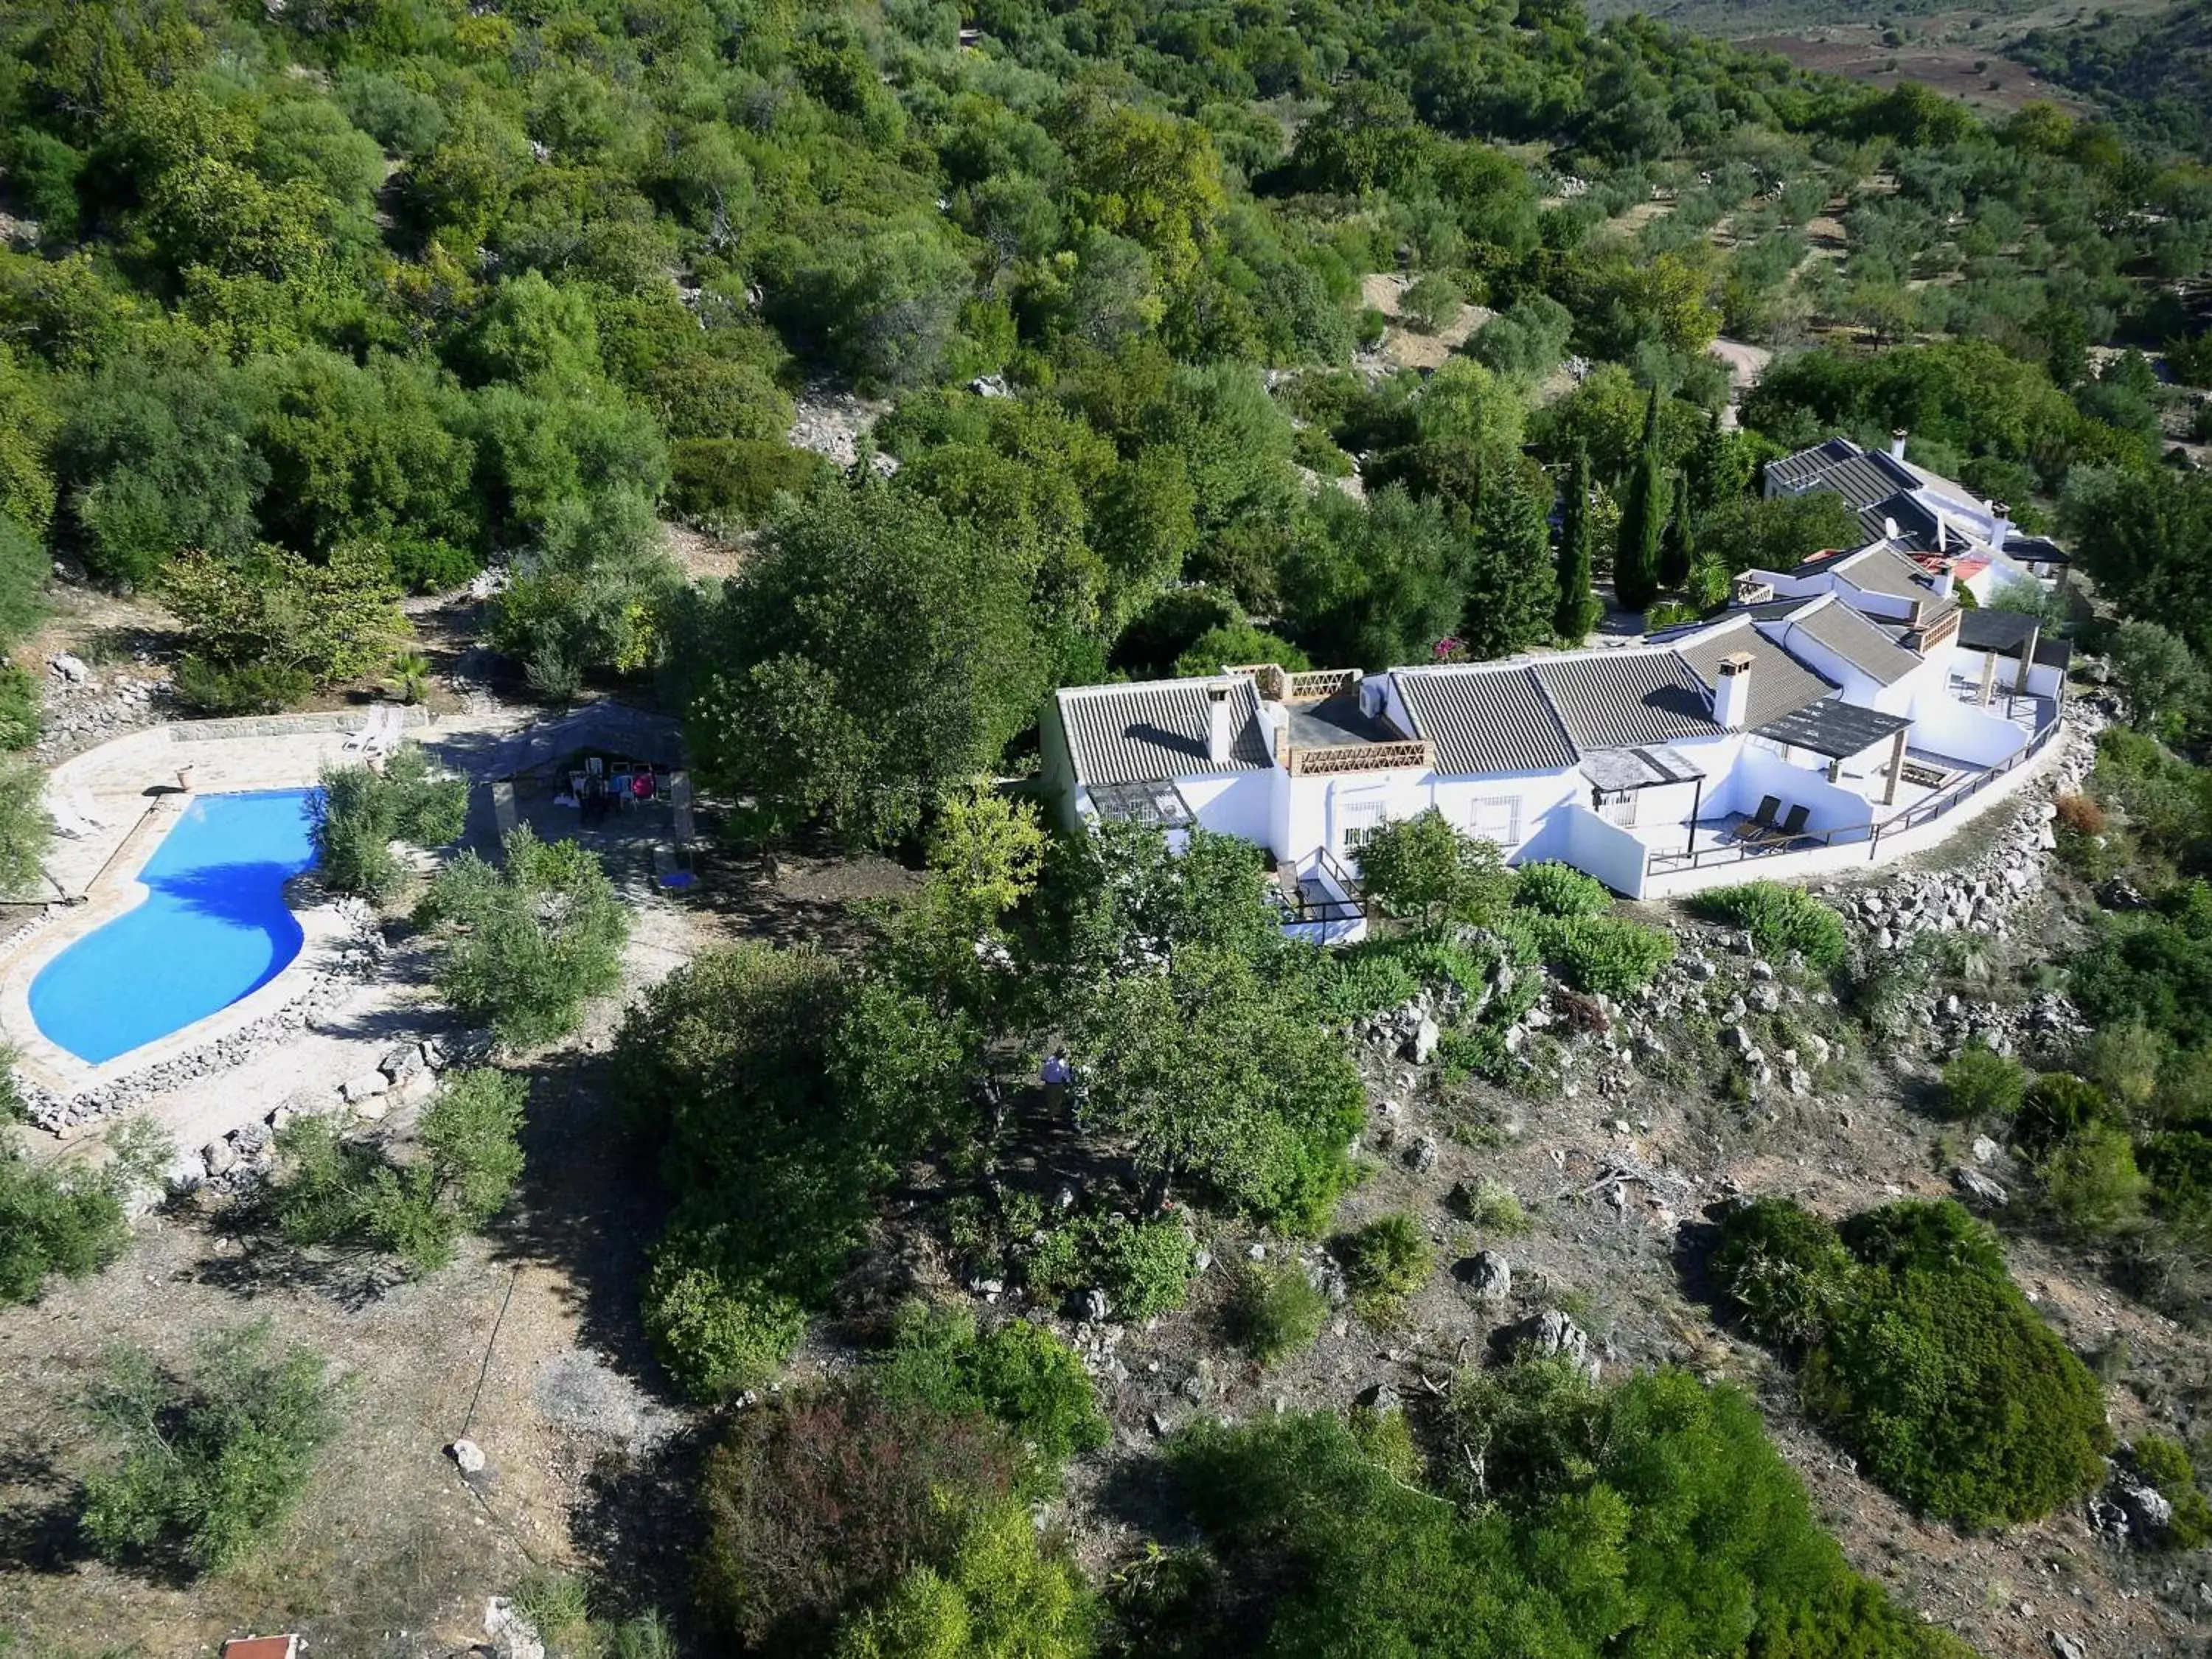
[1932,563,1955,600]
[1713,651,1754,730]
[1205,681,1235,767]
[1989,501,2012,552]
[1889,428,1909,461]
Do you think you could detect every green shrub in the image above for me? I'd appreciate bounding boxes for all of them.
[1708,1195,1860,1352]
[312,742,469,900]
[669,438,832,527]
[1161,1370,1974,1659]
[1528,913,1675,998]
[1335,1212,1434,1315]
[1222,1259,1329,1363]
[0,662,41,751]
[1513,860,1613,918]
[0,1117,169,1305]
[622,945,973,1399]
[1693,882,1850,971]
[266,1068,526,1276]
[385,535,481,594]
[80,1321,341,1576]
[2129,1434,2212,1549]
[2037,1123,2149,1234]
[423,827,629,1046]
[831,1498,1093,1659]
[873,1302,1107,1464]
[1939,1043,2028,1122]
[1717,1197,2109,1526]
[643,1258,808,1397]
[173,655,315,715]
[1449,1176,1531,1234]
[1312,947,1421,1025]
[2014,1072,2113,1158]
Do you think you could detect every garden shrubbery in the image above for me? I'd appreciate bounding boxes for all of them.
[1140,1363,1973,1659]
[80,1321,341,1577]
[1335,1211,1434,1316]
[313,743,467,900]
[1938,1042,2028,1121]
[1694,880,1850,971]
[0,1117,169,1305]
[1711,1197,2108,1525]
[422,826,629,1047]
[1222,1259,1329,1363]
[266,1068,527,1276]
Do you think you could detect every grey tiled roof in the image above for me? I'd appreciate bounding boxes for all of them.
[1783,543,1935,602]
[1755,698,1913,760]
[1394,665,1578,776]
[1673,622,1837,730]
[1768,438,1922,512]
[1768,600,1926,687]
[1528,651,1720,751]
[1958,609,2040,654]
[1855,492,1943,552]
[1060,678,1272,786]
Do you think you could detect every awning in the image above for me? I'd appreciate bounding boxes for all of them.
[1088,777,1196,828]
[1752,700,1913,760]
[1579,745,1706,793]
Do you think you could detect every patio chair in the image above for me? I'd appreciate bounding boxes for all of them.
[341,710,379,754]
[610,768,634,808]
[1738,795,1781,843]
[1773,803,1811,843]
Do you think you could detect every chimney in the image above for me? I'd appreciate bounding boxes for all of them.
[1932,563,1955,601]
[1205,681,1235,767]
[1989,501,2012,552]
[1890,428,1909,461]
[1713,651,1754,729]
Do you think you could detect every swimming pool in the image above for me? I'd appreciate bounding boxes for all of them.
[29,789,321,1065]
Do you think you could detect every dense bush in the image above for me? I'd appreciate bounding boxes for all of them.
[2014,1071,2114,1158]
[1150,1367,1974,1659]
[1335,1211,1434,1315]
[80,1321,341,1576]
[1711,1197,2109,1525]
[1512,860,1613,919]
[1222,1259,1329,1363]
[1693,881,1850,971]
[872,1302,1107,1466]
[0,1118,168,1305]
[700,1382,1022,1655]
[422,827,629,1047]
[1521,911,1676,998]
[832,1498,1093,1659]
[266,1068,527,1276]
[1938,1043,2029,1122]
[622,943,971,1399]
[312,744,468,899]
[2127,1435,2212,1550]
[1026,1211,1198,1321]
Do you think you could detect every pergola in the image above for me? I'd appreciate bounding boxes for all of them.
[1753,701,1917,804]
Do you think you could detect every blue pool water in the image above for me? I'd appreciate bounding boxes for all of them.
[30,788,321,1065]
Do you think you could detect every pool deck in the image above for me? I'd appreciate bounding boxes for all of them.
[2,709,530,1130]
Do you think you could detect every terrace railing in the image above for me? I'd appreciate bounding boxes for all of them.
[1643,717,2061,878]
[1284,668,1360,701]
[1273,849,1369,928]
[1287,738,1432,776]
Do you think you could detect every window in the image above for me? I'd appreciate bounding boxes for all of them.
[1469,796,1521,849]
[1339,799,1387,852]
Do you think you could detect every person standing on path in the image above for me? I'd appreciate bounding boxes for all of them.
[1042,1047,1072,1113]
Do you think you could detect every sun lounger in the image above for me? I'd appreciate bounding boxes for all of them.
[1773,804,1811,841]
[341,710,379,754]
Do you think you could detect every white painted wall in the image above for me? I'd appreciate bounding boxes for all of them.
[1905,692,2033,768]
[1558,806,1653,899]
[1181,770,1276,848]
[1726,744,1876,832]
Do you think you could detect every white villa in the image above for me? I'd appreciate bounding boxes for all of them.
[1040,532,2070,938]
[1761,431,2070,600]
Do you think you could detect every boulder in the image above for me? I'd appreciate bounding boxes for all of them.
[342,1071,389,1103]
[1405,1015,1441,1065]
[448,1438,487,1475]
[1470,1251,1512,1301]
[1082,1287,1111,1323]
[48,653,90,685]
[201,1138,237,1177]
[1952,1166,2008,1207]
[1972,1135,2001,1165]
[484,1598,546,1659]
[2048,1632,2087,1659]
[2112,1475,2174,1544]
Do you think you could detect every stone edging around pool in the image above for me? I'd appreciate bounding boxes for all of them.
[5,710,459,1133]
[0,796,385,1133]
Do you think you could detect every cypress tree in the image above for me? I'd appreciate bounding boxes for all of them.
[1659,470,1694,589]
[1467,459,1558,658]
[1613,388,1664,615]
[1554,445,1599,642]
